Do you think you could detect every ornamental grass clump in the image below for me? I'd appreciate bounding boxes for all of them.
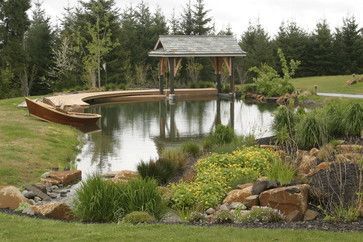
[342,103,363,137]
[296,111,328,150]
[267,158,296,186]
[74,176,165,223]
[137,158,180,185]
[170,147,280,210]
[182,141,200,157]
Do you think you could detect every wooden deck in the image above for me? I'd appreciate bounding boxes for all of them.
[45,88,218,107]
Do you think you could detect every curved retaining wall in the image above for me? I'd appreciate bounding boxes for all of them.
[45,88,218,107]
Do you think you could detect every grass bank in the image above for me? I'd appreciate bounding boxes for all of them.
[292,75,363,94]
[0,213,361,242]
[0,97,79,187]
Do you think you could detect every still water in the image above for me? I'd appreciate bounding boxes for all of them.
[76,99,276,176]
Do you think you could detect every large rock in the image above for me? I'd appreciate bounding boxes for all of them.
[243,195,259,208]
[112,170,138,182]
[0,186,28,209]
[298,155,318,175]
[47,170,82,185]
[252,178,277,195]
[223,185,253,204]
[31,202,74,221]
[259,184,310,217]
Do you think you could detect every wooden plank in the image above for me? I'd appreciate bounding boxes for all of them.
[25,185,52,201]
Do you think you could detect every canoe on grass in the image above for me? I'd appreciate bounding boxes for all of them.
[25,98,101,128]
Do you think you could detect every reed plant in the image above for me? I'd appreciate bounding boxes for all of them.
[267,158,296,186]
[73,176,165,222]
[137,158,180,185]
[182,141,200,157]
[342,103,363,137]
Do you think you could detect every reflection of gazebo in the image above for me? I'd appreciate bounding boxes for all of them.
[149,35,246,95]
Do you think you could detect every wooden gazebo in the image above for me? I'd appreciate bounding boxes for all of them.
[149,35,245,96]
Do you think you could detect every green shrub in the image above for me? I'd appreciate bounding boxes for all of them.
[214,210,234,224]
[342,103,363,137]
[182,142,200,157]
[137,158,180,185]
[296,111,328,149]
[74,176,165,222]
[121,211,156,224]
[237,207,284,223]
[206,124,236,146]
[188,212,207,224]
[267,158,295,186]
[170,147,279,209]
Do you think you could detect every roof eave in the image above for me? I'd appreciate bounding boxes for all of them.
[148,52,246,58]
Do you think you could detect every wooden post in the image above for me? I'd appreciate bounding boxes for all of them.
[159,101,166,139]
[168,57,175,95]
[230,57,235,94]
[159,58,166,94]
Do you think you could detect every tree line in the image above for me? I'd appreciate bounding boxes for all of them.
[0,0,362,99]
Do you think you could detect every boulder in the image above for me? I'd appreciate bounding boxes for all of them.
[243,195,259,208]
[31,202,74,221]
[230,202,246,210]
[259,184,310,217]
[298,155,318,175]
[46,170,82,186]
[206,208,216,215]
[223,185,253,204]
[22,190,35,199]
[0,186,28,209]
[160,211,182,223]
[112,170,138,182]
[309,148,320,157]
[219,204,229,211]
[252,179,277,195]
[236,183,253,190]
[304,209,319,221]
[286,210,303,222]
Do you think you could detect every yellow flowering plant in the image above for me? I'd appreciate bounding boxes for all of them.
[170,147,280,209]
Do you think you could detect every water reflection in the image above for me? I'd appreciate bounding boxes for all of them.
[76,99,276,176]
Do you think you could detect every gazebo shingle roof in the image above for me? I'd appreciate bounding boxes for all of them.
[149,35,246,57]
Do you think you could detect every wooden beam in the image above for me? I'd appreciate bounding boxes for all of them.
[174,57,182,76]
[168,57,175,94]
[223,57,232,76]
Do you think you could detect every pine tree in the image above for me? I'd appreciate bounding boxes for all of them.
[333,16,363,74]
[25,1,54,95]
[309,20,334,75]
[180,0,194,35]
[192,0,212,35]
[0,0,31,95]
[170,9,181,35]
[239,23,274,81]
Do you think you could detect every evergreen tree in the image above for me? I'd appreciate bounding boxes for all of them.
[274,22,309,76]
[308,20,334,75]
[239,23,274,81]
[0,0,31,95]
[170,9,181,35]
[180,0,194,35]
[192,0,212,35]
[333,16,363,74]
[25,1,54,95]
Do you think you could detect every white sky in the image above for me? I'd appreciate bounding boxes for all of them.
[34,0,363,37]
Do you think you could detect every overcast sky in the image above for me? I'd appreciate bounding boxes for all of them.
[34,0,362,37]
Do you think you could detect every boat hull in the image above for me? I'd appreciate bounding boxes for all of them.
[25,98,101,128]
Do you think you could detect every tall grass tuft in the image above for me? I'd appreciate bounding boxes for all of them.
[296,111,328,149]
[267,158,295,186]
[160,148,188,168]
[182,141,200,157]
[324,102,345,138]
[73,176,165,222]
[137,158,180,185]
[342,103,363,137]
[73,176,125,223]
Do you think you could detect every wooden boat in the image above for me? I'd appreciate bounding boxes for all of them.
[25,98,101,128]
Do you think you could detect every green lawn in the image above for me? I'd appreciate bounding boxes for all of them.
[293,75,363,94]
[0,213,361,242]
[0,97,79,187]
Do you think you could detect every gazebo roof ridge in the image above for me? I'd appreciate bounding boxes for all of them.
[149,34,246,58]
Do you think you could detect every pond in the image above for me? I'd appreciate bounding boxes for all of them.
[76,98,276,176]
